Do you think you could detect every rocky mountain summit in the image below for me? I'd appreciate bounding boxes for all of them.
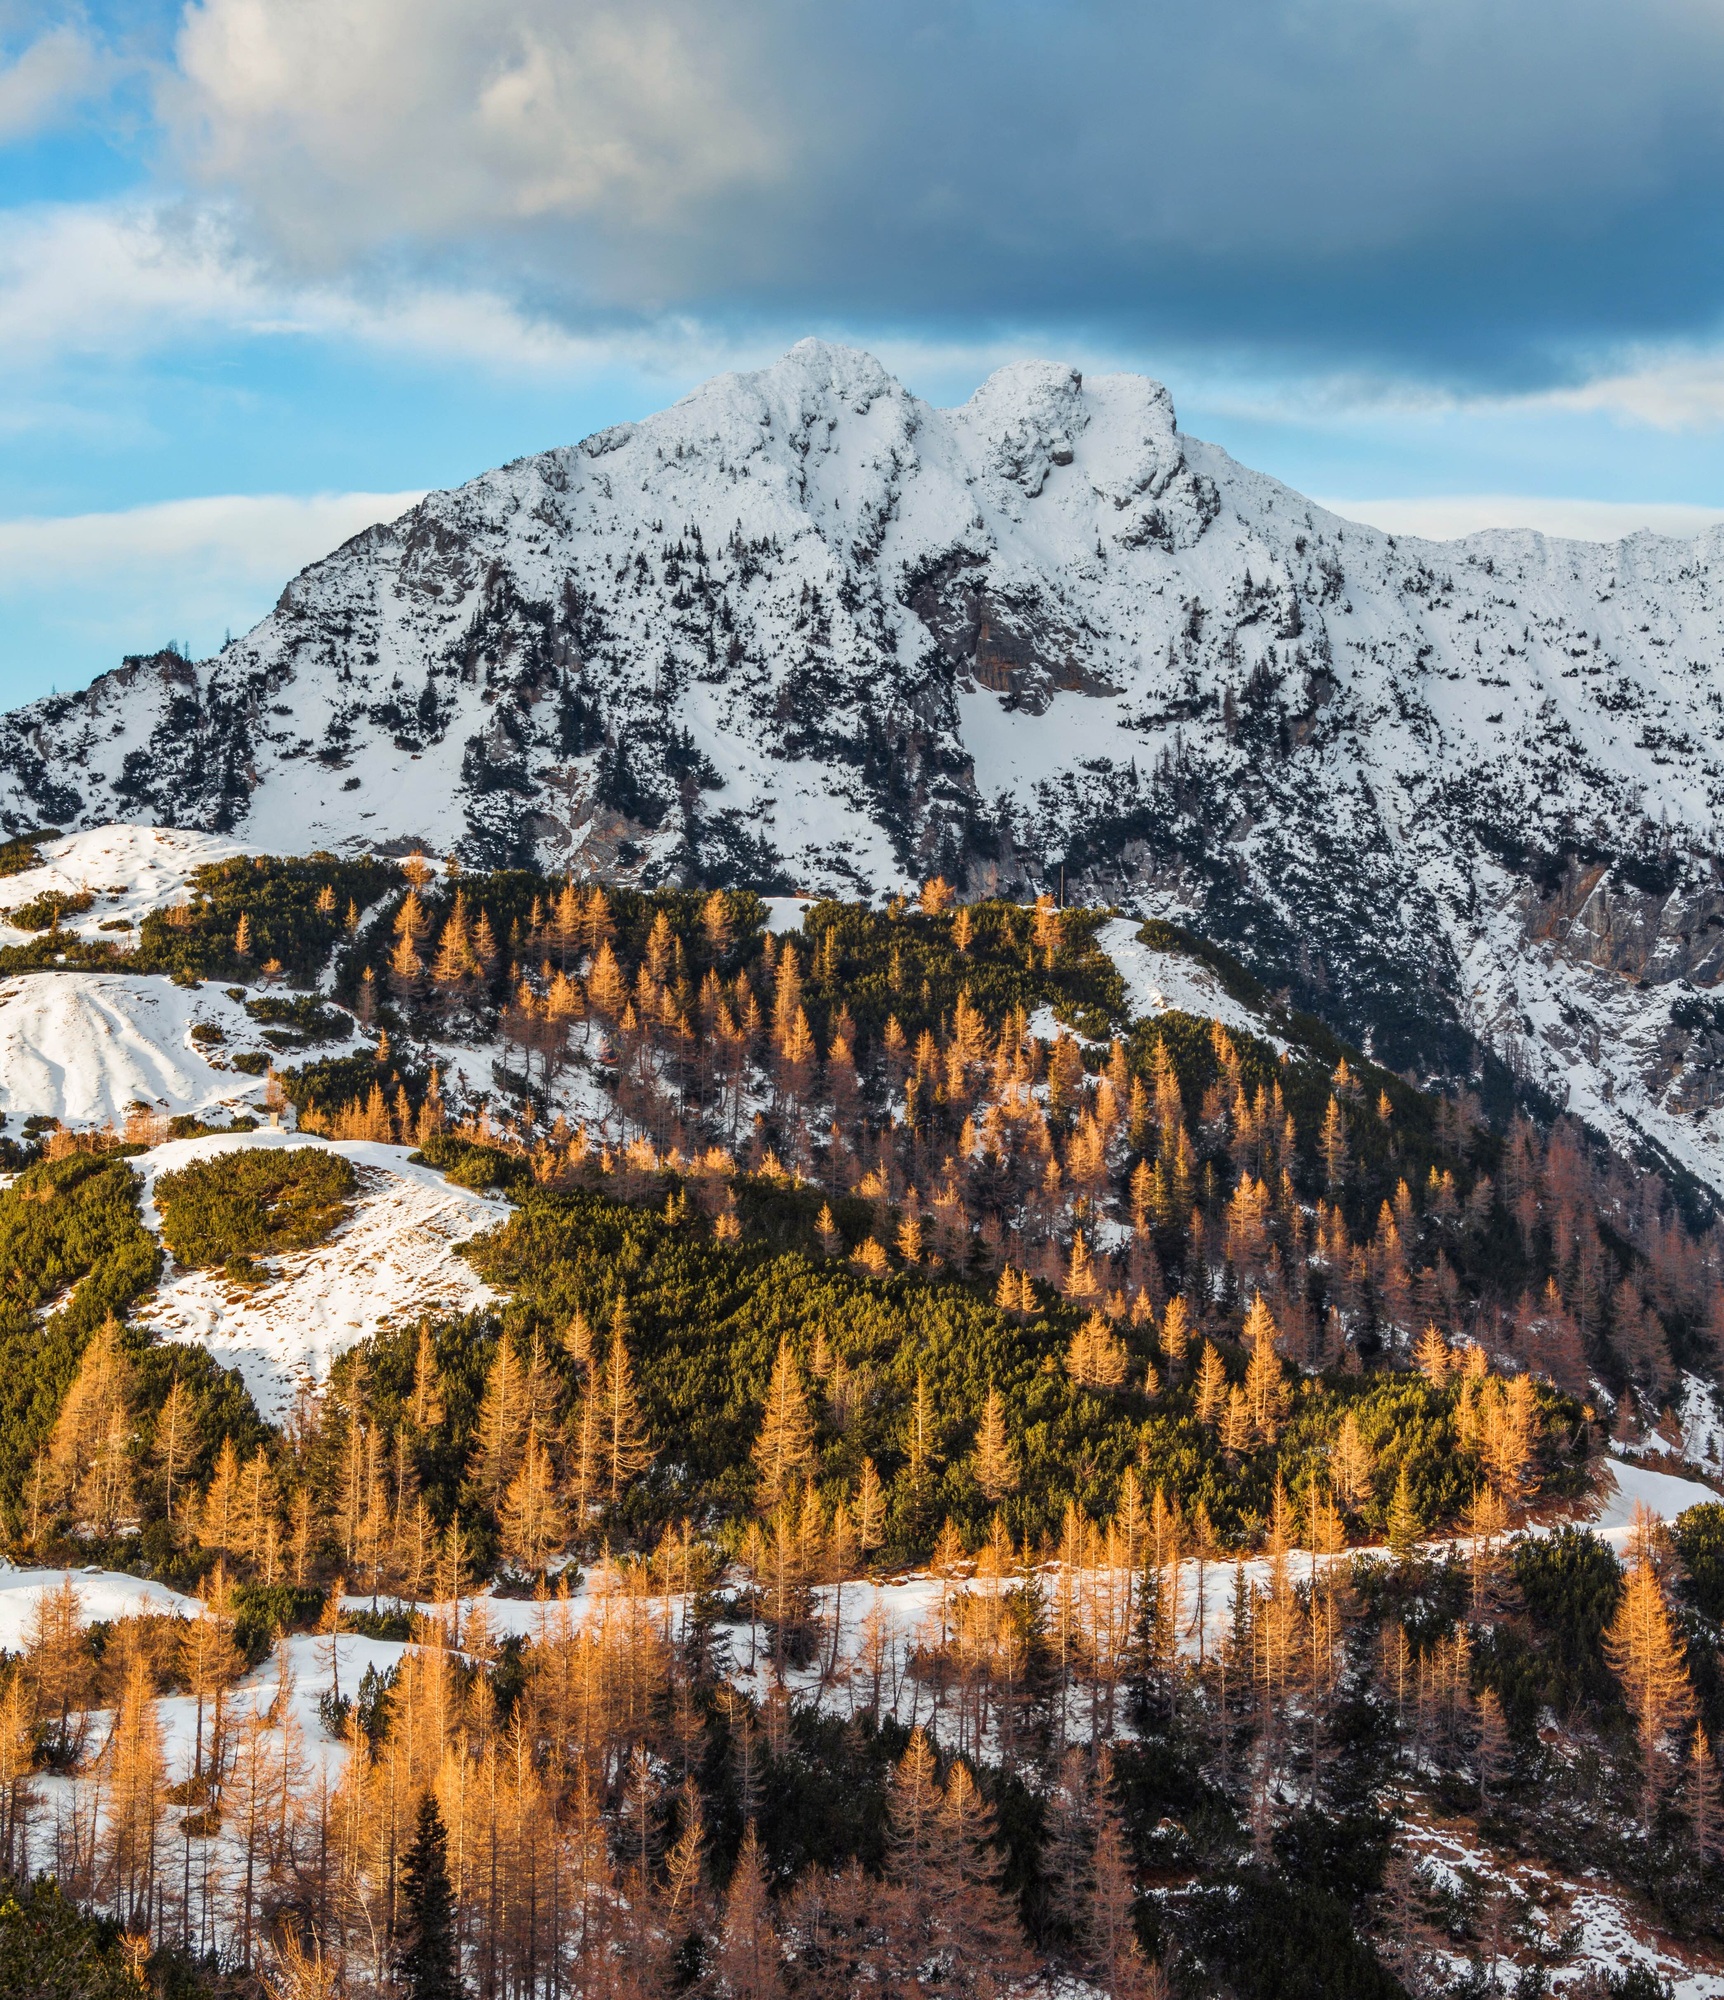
[7,340,1724,1191]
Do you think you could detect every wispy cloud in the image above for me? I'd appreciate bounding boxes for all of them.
[0,197,765,381]
[0,490,425,703]
[0,489,426,580]
[0,23,109,142]
[1314,494,1724,544]
[1534,348,1724,431]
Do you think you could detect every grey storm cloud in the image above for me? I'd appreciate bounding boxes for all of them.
[166,0,1724,386]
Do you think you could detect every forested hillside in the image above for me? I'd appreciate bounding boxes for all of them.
[0,850,1718,1998]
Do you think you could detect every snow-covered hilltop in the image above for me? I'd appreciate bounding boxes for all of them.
[6,341,1724,1187]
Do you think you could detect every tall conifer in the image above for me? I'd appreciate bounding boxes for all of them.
[395,1794,462,2000]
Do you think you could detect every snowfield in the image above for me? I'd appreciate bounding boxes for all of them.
[0,973,281,1129]
[130,1128,510,1420]
[1456,868,1724,1222]
[763,894,816,934]
[1680,1370,1724,1476]
[0,824,256,942]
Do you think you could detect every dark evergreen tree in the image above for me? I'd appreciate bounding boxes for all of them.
[396,1795,462,2000]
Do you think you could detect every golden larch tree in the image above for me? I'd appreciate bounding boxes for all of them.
[467,1338,527,1511]
[972,1386,1018,1502]
[1330,1409,1375,1512]
[500,1421,567,1574]
[1067,1312,1129,1390]
[602,1332,655,1503]
[753,1338,816,1509]
[1604,1557,1695,1813]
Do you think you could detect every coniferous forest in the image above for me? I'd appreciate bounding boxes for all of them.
[1,851,1721,1999]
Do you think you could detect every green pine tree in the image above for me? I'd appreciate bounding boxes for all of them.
[1386,1464,1422,1565]
[396,1794,462,2000]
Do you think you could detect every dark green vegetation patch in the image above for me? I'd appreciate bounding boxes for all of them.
[155,1144,357,1270]
[422,1182,1590,1554]
[0,1152,159,1501]
[1,888,94,931]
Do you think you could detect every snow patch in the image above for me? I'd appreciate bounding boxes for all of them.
[0,1566,202,1652]
[130,1128,509,1421]
[763,895,814,935]
[1592,1454,1721,1541]
[0,973,281,1129]
[1098,915,1286,1048]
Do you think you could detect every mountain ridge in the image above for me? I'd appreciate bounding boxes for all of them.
[7,337,1724,1193]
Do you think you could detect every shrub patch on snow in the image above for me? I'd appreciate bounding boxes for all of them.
[243,993,353,1046]
[155,1145,357,1269]
[2,887,95,931]
[0,833,45,878]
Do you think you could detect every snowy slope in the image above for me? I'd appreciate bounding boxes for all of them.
[1098,915,1288,1049]
[130,1128,509,1419]
[8,343,1724,1186]
[0,973,287,1129]
[0,1566,203,1652]
[0,825,257,944]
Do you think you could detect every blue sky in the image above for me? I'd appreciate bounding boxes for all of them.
[7,0,1724,706]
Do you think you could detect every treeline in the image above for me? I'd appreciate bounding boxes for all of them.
[12,841,1713,1439]
[16,1157,1588,1603]
[0,860,1707,1589]
[293,867,1721,1430]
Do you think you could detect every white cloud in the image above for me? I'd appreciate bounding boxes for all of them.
[1313,494,1724,544]
[0,490,426,584]
[170,0,784,266]
[0,202,260,362]
[1537,348,1724,431]
[0,491,425,701]
[0,198,769,383]
[0,24,105,141]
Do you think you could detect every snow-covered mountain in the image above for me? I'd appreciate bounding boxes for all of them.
[7,340,1724,1192]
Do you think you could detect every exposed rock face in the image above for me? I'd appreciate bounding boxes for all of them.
[8,339,1724,1188]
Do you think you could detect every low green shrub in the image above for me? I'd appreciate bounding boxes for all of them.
[135,853,398,982]
[0,1877,152,1998]
[244,993,354,1045]
[155,1145,357,1268]
[1674,1502,1724,1623]
[0,833,46,878]
[2,888,94,931]
[1511,1527,1624,1708]
[231,1581,326,1660]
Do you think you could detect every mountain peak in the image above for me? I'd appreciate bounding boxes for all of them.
[672,337,907,428]
[8,347,1724,1202]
